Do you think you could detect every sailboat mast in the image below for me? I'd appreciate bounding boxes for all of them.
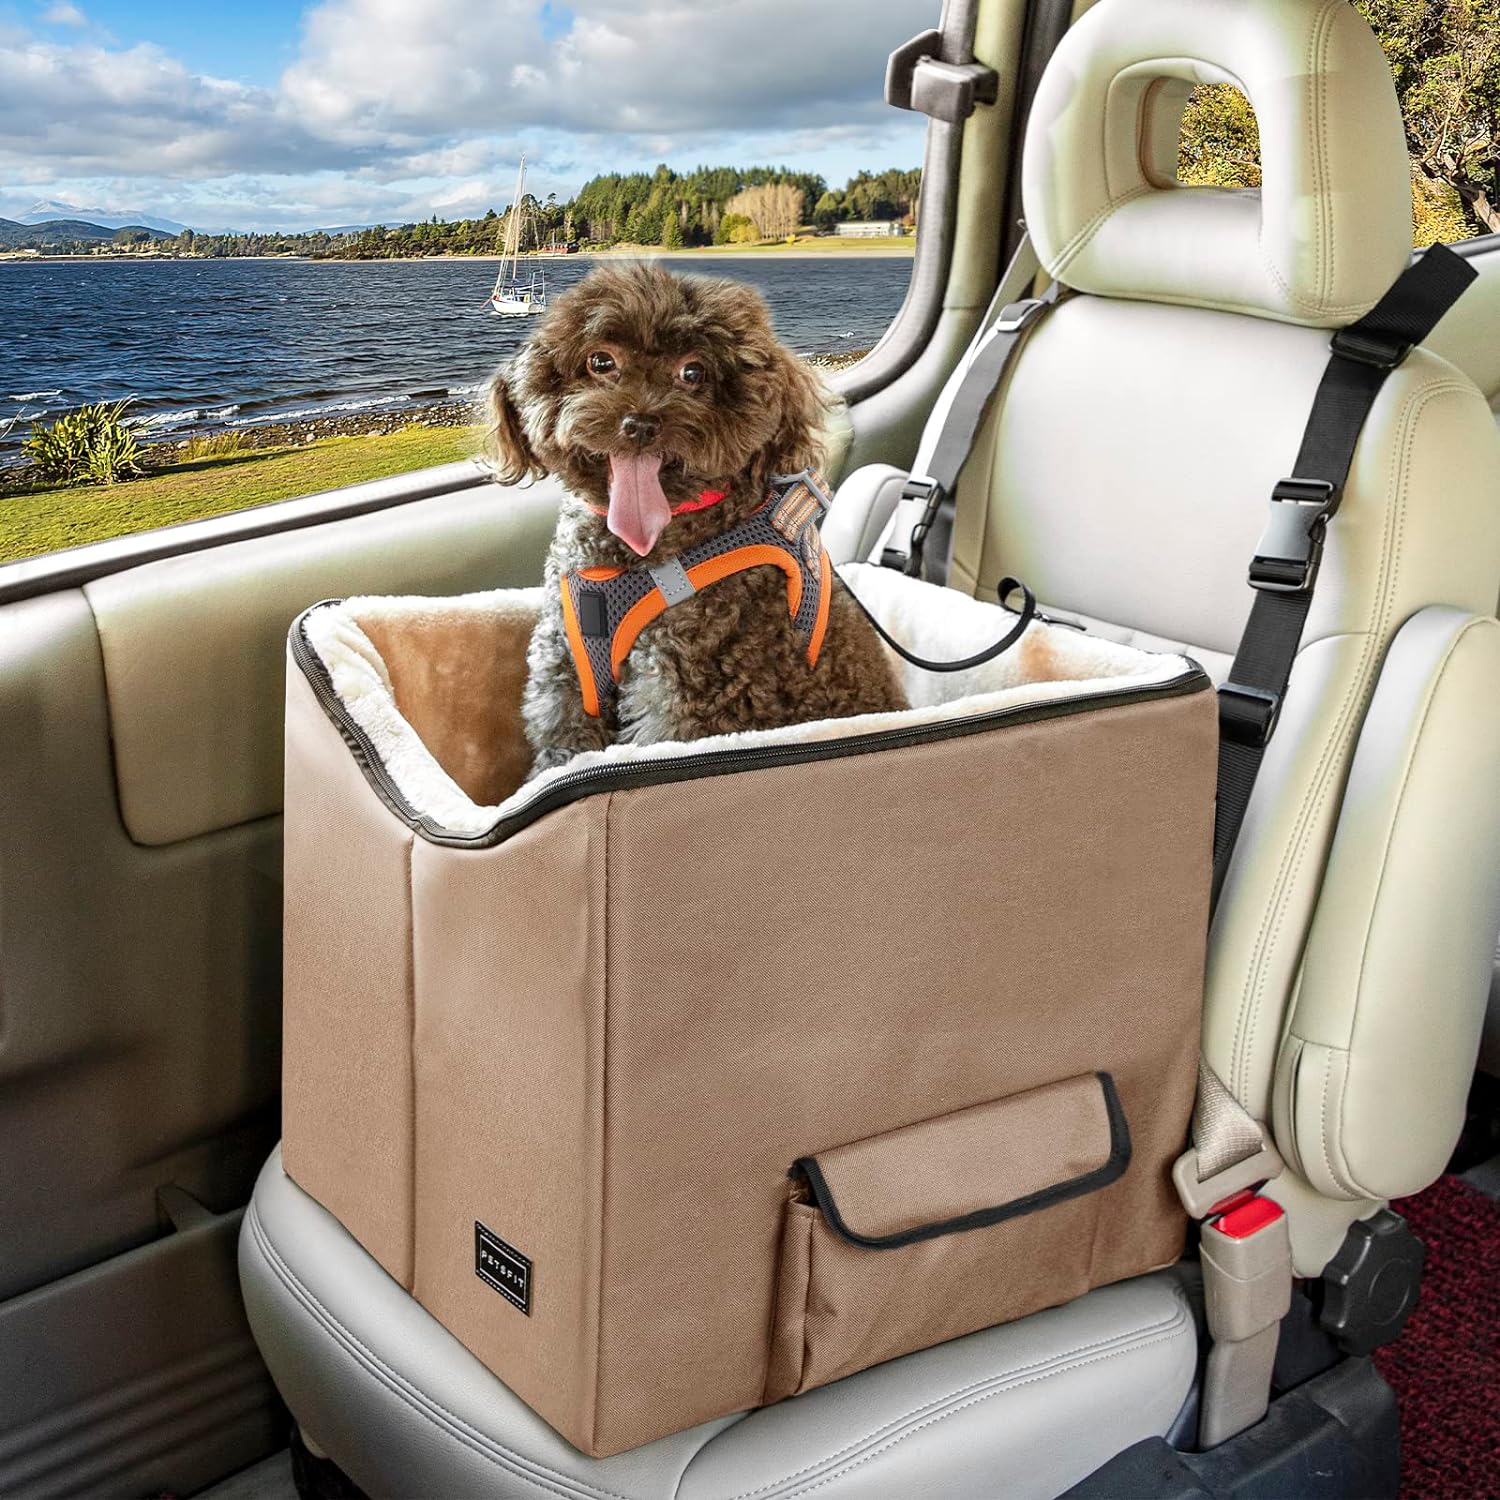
[505,156,527,281]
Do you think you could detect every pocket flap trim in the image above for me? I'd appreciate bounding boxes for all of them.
[793,1072,1131,1249]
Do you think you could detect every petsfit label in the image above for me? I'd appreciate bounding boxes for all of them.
[475,1221,532,1314]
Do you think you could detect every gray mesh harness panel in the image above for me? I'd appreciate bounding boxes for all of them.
[563,472,831,720]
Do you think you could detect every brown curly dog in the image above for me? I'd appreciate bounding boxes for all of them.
[490,262,906,774]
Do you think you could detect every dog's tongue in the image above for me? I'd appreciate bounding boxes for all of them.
[607,451,671,556]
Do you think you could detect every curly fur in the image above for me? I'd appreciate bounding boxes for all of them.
[491,262,907,773]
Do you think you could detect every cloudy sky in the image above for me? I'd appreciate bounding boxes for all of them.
[0,0,936,232]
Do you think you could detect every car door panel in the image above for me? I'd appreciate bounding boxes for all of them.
[0,468,559,1499]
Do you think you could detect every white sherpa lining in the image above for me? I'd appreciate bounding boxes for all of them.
[301,567,1195,839]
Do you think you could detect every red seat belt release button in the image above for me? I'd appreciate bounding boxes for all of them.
[1214,1194,1286,1241]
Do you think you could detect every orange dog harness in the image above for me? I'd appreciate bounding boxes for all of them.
[561,470,834,719]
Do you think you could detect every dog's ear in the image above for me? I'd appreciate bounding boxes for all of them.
[764,346,833,476]
[488,368,546,485]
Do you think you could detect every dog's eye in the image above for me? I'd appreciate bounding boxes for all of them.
[587,351,617,377]
[678,360,706,387]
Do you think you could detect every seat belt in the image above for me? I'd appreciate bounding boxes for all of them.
[879,233,1057,582]
[1179,242,1476,1450]
[1210,243,1477,905]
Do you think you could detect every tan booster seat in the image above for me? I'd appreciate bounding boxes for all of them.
[275,0,1493,1456]
[280,567,1216,1457]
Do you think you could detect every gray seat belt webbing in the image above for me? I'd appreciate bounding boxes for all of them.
[879,233,1054,580]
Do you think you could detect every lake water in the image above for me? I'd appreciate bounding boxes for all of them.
[0,256,912,455]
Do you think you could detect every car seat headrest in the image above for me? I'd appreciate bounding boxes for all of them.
[1021,0,1412,327]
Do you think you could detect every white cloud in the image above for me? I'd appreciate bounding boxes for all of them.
[282,0,931,137]
[39,2,87,27]
[1,0,935,229]
[0,35,343,177]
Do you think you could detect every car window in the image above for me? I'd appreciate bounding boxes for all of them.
[0,2,937,565]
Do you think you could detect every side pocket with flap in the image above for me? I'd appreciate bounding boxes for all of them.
[763,1072,1131,1403]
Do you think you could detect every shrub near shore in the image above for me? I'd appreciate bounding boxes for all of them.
[22,399,144,486]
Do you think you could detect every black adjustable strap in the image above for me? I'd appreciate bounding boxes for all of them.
[881,284,1059,579]
[848,576,1037,674]
[1211,244,1476,905]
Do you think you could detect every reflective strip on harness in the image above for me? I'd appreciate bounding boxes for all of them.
[562,471,833,719]
[648,559,697,606]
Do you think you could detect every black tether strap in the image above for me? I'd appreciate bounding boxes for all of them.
[1211,244,1476,906]
[849,576,1037,674]
[881,283,1060,579]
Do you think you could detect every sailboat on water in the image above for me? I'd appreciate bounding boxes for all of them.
[486,157,547,317]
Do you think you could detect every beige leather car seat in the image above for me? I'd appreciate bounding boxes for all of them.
[1425,251,1500,1079]
[240,0,1500,1494]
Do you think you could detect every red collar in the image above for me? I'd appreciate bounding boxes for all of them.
[671,488,728,515]
[584,488,729,518]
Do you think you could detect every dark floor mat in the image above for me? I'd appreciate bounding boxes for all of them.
[1374,1175,1500,1498]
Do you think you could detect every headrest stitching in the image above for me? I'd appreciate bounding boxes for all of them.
[1053,183,1154,277]
[1313,0,1337,308]
[1259,251,1375,321]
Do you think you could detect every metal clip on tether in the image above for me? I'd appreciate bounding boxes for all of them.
[880,296,1050,578]
[880,476,944,576]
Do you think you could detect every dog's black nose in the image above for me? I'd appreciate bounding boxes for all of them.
[619,413,660,445]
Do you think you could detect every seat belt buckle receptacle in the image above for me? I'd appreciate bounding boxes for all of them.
[880,476,946,576]
[1248,478,1338,593]
[1198,1191,1294,1447]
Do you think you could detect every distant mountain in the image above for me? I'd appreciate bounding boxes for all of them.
[0,217,174,248]
[186,224,371,237]
[18,200,190,235]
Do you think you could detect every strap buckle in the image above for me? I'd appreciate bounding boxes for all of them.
[1248,477,1338,593]
[992,296,1050,335]
[768,468,833,516]
[1330,325,1411,371]
[1172,1138,1285,1221]
[880,475,945,576]
[1218,681,1281,749]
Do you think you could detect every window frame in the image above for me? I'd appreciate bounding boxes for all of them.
[0,0,1069,600]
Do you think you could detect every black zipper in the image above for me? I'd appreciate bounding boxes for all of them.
[290,604,1211,851]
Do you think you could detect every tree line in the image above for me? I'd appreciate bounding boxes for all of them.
[146,164,921,261]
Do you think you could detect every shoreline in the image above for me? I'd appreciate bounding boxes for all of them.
[2,347,870,485]
[2,242,915,267]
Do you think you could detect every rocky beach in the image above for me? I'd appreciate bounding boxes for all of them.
[126,347,870,470]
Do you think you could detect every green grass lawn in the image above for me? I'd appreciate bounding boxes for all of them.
[0,422,484,564]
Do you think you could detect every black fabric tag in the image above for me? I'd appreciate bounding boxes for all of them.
[578,590,609,639]
[475,1221,532,1314]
